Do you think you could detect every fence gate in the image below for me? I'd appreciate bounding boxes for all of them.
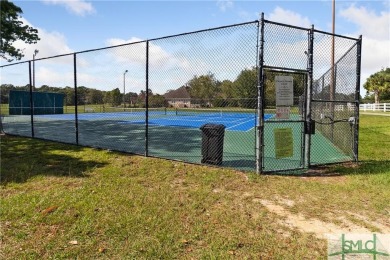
[258,18,312,173]
[258,15,361,174]
[260,69,308,173]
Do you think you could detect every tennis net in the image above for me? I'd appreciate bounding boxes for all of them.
[175,108,256,118]
[104,107,167,115]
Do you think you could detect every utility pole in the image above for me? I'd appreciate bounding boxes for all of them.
[33,49,39,90]
[330,0,336,140]
[123,70,128,110]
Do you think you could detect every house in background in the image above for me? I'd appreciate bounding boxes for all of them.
[164,86,192,108]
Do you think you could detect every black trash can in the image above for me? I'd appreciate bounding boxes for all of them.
[200,123,226,165]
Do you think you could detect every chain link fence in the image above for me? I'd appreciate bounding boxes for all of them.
[311,32,360,164]
[0,16,361,174]
[260,20,309,172]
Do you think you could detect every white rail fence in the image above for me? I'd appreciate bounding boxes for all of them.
[360,103,390,112]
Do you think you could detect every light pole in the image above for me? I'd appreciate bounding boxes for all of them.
[330,0,335,141]
[123,70,128,110]
[33,49,39,90]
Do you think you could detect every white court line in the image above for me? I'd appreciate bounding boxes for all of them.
[161,117,219,122]
[123,116,256,132]
[147,124,201,131]
[148,123,251,132]
[226,117,255,130]
[242,115,280,132]
[162,115,253,123]
[161,116,245,123]
[226,116,254,123]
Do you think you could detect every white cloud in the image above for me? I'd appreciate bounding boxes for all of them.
[216,0,234,12]
[102,37,194,93]
[267,6,311,28]
[13,18,73,61]
[105,37,148,65]
[36,66,74,86]
[105,37,190,70]
[0,18,78,87]
[339,4,390,94]
[339,4,389,41]
[42,0,95,16]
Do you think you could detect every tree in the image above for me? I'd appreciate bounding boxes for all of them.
[136,89,153,107]
[63,86,75,106]
[76,86,88,105]
[0,83,15,103]
[1,0,40,61]
[87,89,104,104]
[149,94,167,108]
[233,67,258,108]
[363,68,390,103]
[104,91,112,106]
[219,80,235,99]
[125,92,138,106]
[187,73,219,105]
[111,88,122,106]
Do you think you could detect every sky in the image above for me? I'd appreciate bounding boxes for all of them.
[1,0,389,96]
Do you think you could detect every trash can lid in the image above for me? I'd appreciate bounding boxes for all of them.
[200,123,226,130]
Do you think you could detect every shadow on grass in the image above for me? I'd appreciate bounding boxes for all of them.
[222,159,256,170]
[334,160,390,175]
[302,160,390,177]
[0,134,108,184]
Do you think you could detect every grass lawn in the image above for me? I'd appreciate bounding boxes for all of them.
[1,114,389,258]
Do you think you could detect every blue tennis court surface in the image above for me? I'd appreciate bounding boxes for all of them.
[125,112,274,132]
[34,111,274,132]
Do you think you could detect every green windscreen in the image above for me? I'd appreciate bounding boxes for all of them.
[9,90,64,115]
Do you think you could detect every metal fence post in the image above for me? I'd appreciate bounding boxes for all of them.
[145,40,149,157]
[74,53,79,145]
[256,13,265,174]
[354,35,362,162]
[304,25,314,168]
[28,61,34,138]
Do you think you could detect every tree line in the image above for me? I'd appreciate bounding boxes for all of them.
[0,67,303,109]
[185,67,307,108]
[0,84,167,108]
[1,66,370,109]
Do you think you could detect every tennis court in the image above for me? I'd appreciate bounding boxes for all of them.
[33,108,271,132]
[2,108,351,173]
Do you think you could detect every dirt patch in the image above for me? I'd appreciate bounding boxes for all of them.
[277,198,295,207]
[255,199,389,239]
[345,211,390,233]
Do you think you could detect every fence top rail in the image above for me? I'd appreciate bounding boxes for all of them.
[263,65,308,74]
[0,60,29,68]
[313,29,360,41]
[263,19,310,32]
[0,20,259,69]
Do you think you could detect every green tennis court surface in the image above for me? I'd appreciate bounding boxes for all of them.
[2,110,352,173]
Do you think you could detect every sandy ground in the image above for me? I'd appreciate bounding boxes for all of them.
[256,198,390,239]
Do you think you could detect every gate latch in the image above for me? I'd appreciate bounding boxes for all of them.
[348,117,356,126]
